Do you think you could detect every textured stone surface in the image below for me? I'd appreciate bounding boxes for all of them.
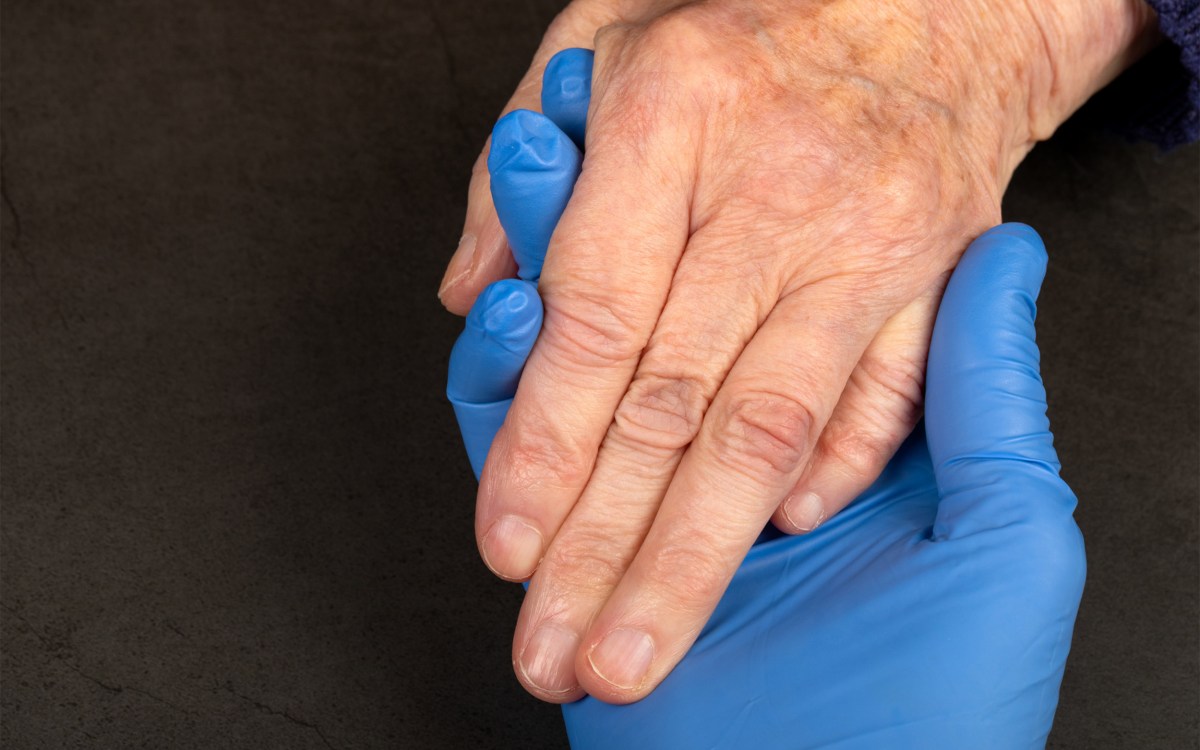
[2,1,1196,747]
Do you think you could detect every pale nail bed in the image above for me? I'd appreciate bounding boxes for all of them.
[481,514,543,580]
[519,623,581,694]
[784,491,826,533]
[588,627,655,690]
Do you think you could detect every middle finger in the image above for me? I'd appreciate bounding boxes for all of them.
[512,226,780,699]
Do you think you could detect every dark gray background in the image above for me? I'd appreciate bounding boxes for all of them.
[2,1,1196,748]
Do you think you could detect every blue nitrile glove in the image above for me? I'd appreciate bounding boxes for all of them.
[487,47,588,284]
[446,278,543,478]
[447,49,590,472]
[558,224,1085,750]
[540,48,592,150]
[448,51,1084,748]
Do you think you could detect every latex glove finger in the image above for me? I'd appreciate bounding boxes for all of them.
[448,81,586,475]
[437,7,609,313]
[488,109,582,281]
[447,279,542,479]
[541,48,594,149]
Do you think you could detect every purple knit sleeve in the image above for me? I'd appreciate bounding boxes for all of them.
[1098,1,1199,149]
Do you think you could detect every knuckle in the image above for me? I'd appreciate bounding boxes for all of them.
[504,422,591,491]
[543,527,631,596]
[712,390,817,478]
[822,424,896,479]
[854,353,925,423]
[591,11,732,132]
[612,373,708,453]
[642,534,730,610]
[541,287,646,368]
[820,357,925,477]
[592,20,631,55]
[864,169,954,244]
[634,9,712,55]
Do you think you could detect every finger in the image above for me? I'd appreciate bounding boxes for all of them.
[450,77,585,482]
[488,110,582,281]
[510,230,772,699]
[925,223,1076,539]
[438,6,612,313]
[472,39,700,585]
[437,149,518,315]
[474,69,697,582]
[541,48,594,149]
[772,293,938,533]
[575,286,881,702]
[510,442,660,701]
[447,279,543,479]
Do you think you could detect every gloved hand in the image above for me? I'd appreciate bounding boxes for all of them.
[444,50,585,475]
[555,223,1085,748]
[441,0,1149,708]
[448,57,1085,747]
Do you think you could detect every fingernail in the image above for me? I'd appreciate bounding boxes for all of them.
[783,491,826,533]
[481,514,543,580]
[518,623,581,694]
[438,234,477,300]
[588,627,655,690]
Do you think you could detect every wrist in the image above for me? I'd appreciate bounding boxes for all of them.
[1018,0,1161,138]
[942,0,1159,189]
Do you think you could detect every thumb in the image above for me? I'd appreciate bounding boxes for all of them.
[447,279,542,479]
[926,223,1076,540]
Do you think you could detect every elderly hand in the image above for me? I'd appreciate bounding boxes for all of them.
[452,220,1086,747]
[442,0,1155,703]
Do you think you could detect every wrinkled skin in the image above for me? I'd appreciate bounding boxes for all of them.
[438,0,1157,703]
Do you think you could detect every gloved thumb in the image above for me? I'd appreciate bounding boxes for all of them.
[925,223,1077,540]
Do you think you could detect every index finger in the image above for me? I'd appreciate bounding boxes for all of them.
[475,76,697,581]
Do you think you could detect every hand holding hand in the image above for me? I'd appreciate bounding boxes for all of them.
[446,0,1150,704]
[450,216,1086,746]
